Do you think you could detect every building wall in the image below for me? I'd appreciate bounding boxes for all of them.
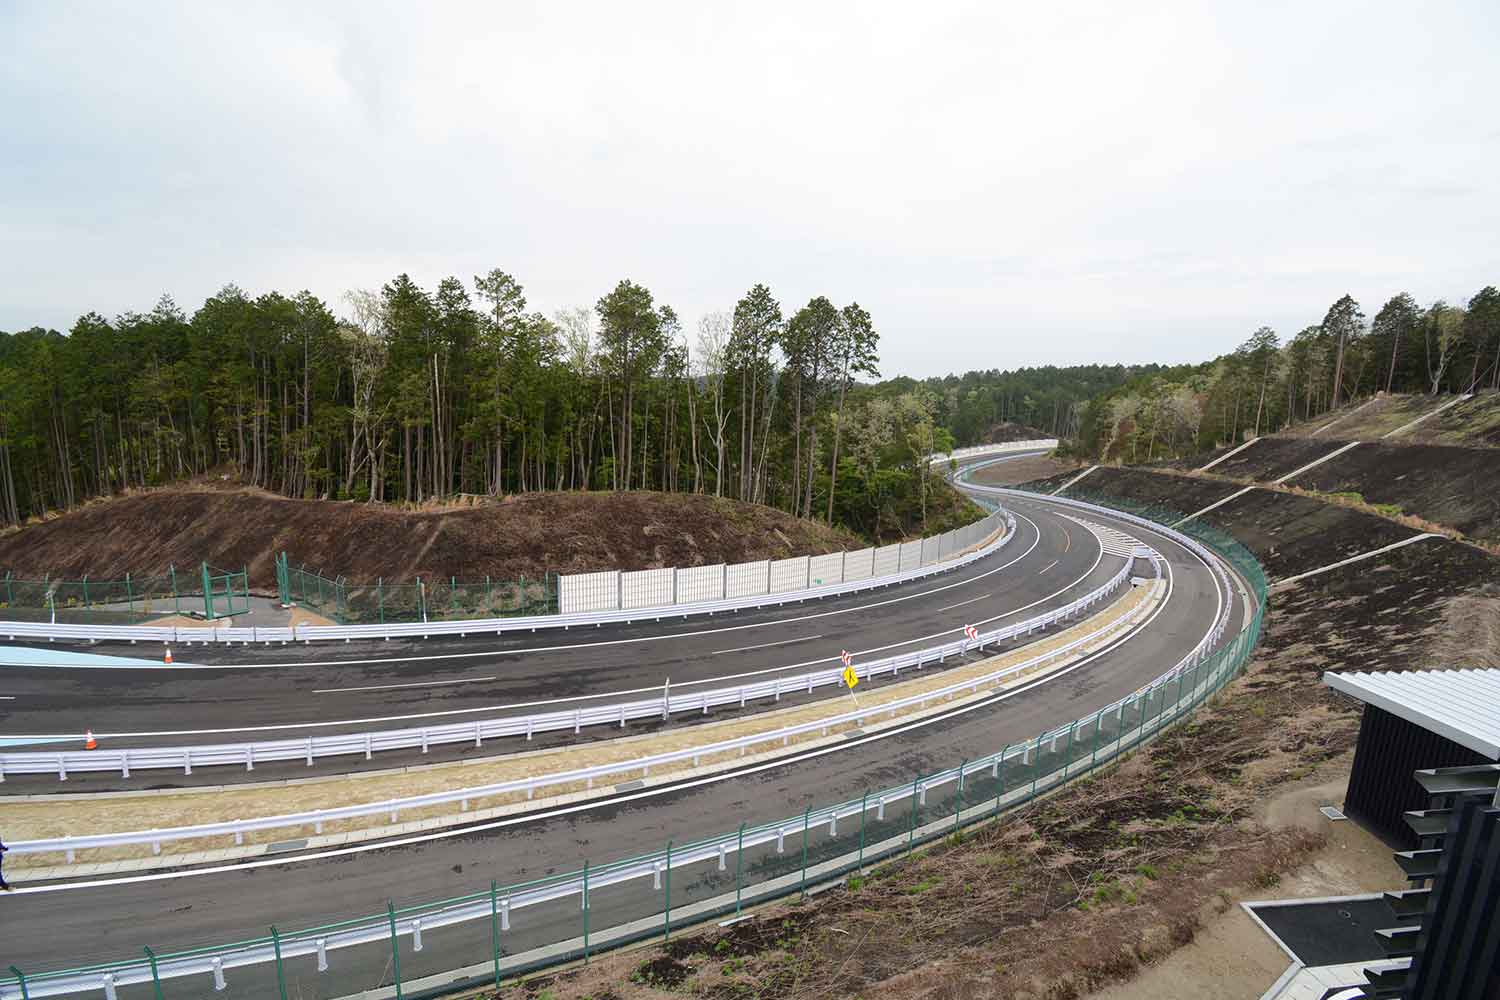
[1343,704,1487,848]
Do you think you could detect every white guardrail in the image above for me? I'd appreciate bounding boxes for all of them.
[0,536,1152,783]
[7,554,1156,862]
[0,494,1240,1000]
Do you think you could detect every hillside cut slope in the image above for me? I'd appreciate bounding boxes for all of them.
[0,487,865,590]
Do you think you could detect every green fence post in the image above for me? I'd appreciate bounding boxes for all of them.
[378,579,385,624]
[202,562,215,620]
[316,572,325,616]
[1064,720,1076,772]
[907,775,921,855]
[143,946,163,1000]
[386,900,403,1000]
[485,575,492,614]
[126,572,133,613]
[799,807,811,898]
[490,880,502,988]
[1030,734,1044,798]
[169,564,179,614]
[8,965,29,1000]
[82,574,89,608]
[270,926,288,1000]
[954,759,968,838]
[664,841,674,941]
[583,859,591,962]
[994,746,1009,816]
[734,822,746,915]
[857,790,869,874]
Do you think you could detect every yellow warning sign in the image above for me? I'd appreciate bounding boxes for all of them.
[842,665,859,689]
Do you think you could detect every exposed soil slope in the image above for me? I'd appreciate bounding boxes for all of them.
[0,487,865,590]
[1273,390,1500,444]
[982,421,1054,444]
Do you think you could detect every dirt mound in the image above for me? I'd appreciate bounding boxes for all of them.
[0,488,864,590]
[982,421,1052,444]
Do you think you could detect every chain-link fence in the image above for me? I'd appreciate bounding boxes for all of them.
[0,565,244,625]
[1,499,1268,1000]
[279,554,558,625]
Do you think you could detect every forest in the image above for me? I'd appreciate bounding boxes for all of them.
[1070,287,1500,462]
[0,273,973,540]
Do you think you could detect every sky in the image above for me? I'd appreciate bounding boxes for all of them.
[2,1,1497,379]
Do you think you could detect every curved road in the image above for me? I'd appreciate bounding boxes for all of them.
[0,498,1127,788]
[0,492,1239,996]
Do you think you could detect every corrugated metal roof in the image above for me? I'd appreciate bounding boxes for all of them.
[1323,669,1500,759]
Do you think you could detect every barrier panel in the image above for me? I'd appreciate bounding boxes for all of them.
[843,547,874,581]
[558,571,619,615]
[768,556,809,594]
[724,560,770,599]
[0,497,1260,1000]
[808,552,843,587]
[620,569,674,611]
[872,544,900,577]
[673,564,724,605]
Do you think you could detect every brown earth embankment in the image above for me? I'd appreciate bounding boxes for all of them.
[0,487,866,590]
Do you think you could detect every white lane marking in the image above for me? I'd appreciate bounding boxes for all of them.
[1038,560,1059,574]
[712,635,822,656]
[0,696,16,700]
[8,513,1085,740]
[14,539,1206,896]
[934,594,989,613]
[12,521,1044,675]
[314,677,497,695]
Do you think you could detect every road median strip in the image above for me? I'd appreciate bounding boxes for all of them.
[6,580,1163,879]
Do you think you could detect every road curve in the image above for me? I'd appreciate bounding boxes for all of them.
[0,494,1235,994]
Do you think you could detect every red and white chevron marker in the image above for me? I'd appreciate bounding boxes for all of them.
[840,649,852,668]
[964,624,979,641]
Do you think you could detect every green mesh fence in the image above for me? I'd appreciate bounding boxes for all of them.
[280,558,558,625]
[1,566,206,624]
[3,503,1267,999]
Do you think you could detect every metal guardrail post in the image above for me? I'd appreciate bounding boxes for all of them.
[799,807,811,898]
[663,841,673,941]
[143,946,163,1000]
[907,775,921,854]
[271,925,287,1000]
[582,860,591,962]
[734,822,746,915]
[954,759,968,838]
[994,745,1009,815]
[201,562,213,620]
[857,791,869,874]
[489,880,503,987]
[386,900,403,1000]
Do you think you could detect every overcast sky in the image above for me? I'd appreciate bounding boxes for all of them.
[2,2,1496,378]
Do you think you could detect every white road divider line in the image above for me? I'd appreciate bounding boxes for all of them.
[711,635,822,656]
[1270,534,1443,590]
[1038,560,1059,574]
[314,677,497,695]
[934,594,990,613]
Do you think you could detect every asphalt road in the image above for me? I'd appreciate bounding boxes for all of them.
[0,497,1237,996]
[0,497,1130,790]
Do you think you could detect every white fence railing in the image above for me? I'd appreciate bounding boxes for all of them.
[0,542,1147,783]
[928,439,1058,466]
[6,562,1158,862]
[0,511,1011,649]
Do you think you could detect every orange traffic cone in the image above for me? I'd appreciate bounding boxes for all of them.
[164,646,173,665]
[84,730,98,751]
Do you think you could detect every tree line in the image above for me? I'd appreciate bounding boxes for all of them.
[0,273,970,541]
[1072,286,1500,462]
